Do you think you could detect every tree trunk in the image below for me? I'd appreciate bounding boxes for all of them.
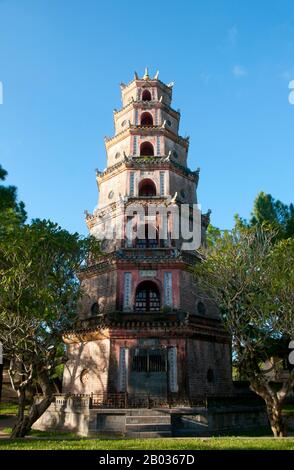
[249,380,287,437]
[10,395,54,438]
[265,398,286,437]
[10,388,27,438]
[10,369,55,438]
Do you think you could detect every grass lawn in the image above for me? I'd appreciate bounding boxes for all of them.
[283,404,294,414]
[0,436,293,450]
[0,403,19,416]
[1,401,293,450]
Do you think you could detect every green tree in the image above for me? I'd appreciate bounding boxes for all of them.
[0,165,26,403]
[236,191,294,239]
[0,165,26,227]
[194,226,294,437]
[0,218,100,437]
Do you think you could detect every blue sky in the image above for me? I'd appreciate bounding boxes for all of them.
[0,0,293,235]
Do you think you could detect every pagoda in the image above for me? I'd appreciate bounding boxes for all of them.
[62,69,232,404]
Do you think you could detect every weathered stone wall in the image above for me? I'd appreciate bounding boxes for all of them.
[114,109,133,135]
[106,136,132,167]
[187,339,232,397]
[169,171,196,203]
[161,110,179,134]
[169,171,197,204]
[164,138,187,166]
[62,339,110,395]
[98,170,128,207]
[179,270,220,318]
[79,270,117,318]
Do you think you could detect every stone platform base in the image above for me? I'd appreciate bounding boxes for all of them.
[33,398,269,437]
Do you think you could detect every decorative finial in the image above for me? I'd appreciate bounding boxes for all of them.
[134,71,138,79]
[154,70,159,79]
[120,82,126,89]
[143,67,149,80]
[167,81,174,88]
[165,151,171,162]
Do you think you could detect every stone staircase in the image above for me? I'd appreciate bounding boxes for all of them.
[125,409,172,438]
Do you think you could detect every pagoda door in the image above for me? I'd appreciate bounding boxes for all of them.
[128,348,167,397]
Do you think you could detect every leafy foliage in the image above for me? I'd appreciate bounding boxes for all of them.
[235,191,294,239]
[0,164,26,227]
[0,165,100,436]
[194,225,294,436]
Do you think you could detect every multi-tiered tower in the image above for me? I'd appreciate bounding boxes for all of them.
[62,70,232,402]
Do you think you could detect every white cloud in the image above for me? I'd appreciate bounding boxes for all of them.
[232,65,247,77]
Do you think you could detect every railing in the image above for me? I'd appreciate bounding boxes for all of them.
[89,393,207,409]
[52,394,90,409]
[51,393,258,410]
[40,392,257,411]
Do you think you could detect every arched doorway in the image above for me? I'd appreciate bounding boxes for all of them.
[142,89,151,101]
[138,178,156,196]
[140,112,153,126]
[135,280,161,312]
[140,141,154,156]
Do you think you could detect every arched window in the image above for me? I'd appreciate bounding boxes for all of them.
[136,224,158,248]
[135,281,160,312]
[140,112,153,126]
[139,178,156,196]
[140,141,154,156]
[142,89,151,101]
[91,302,99,316]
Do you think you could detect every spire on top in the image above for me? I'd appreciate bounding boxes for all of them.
[143,67,150,80]
[133,69,160,81]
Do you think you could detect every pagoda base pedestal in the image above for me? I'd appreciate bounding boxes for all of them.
[32,394,269,438]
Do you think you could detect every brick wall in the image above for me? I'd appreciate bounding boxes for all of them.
[79,270,117,319]
[187,338,232,396]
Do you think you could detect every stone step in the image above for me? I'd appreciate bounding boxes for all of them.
[126,431,172,438]
[126,416,171,425]
[126,424,171,432]
[126,409,170,416]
